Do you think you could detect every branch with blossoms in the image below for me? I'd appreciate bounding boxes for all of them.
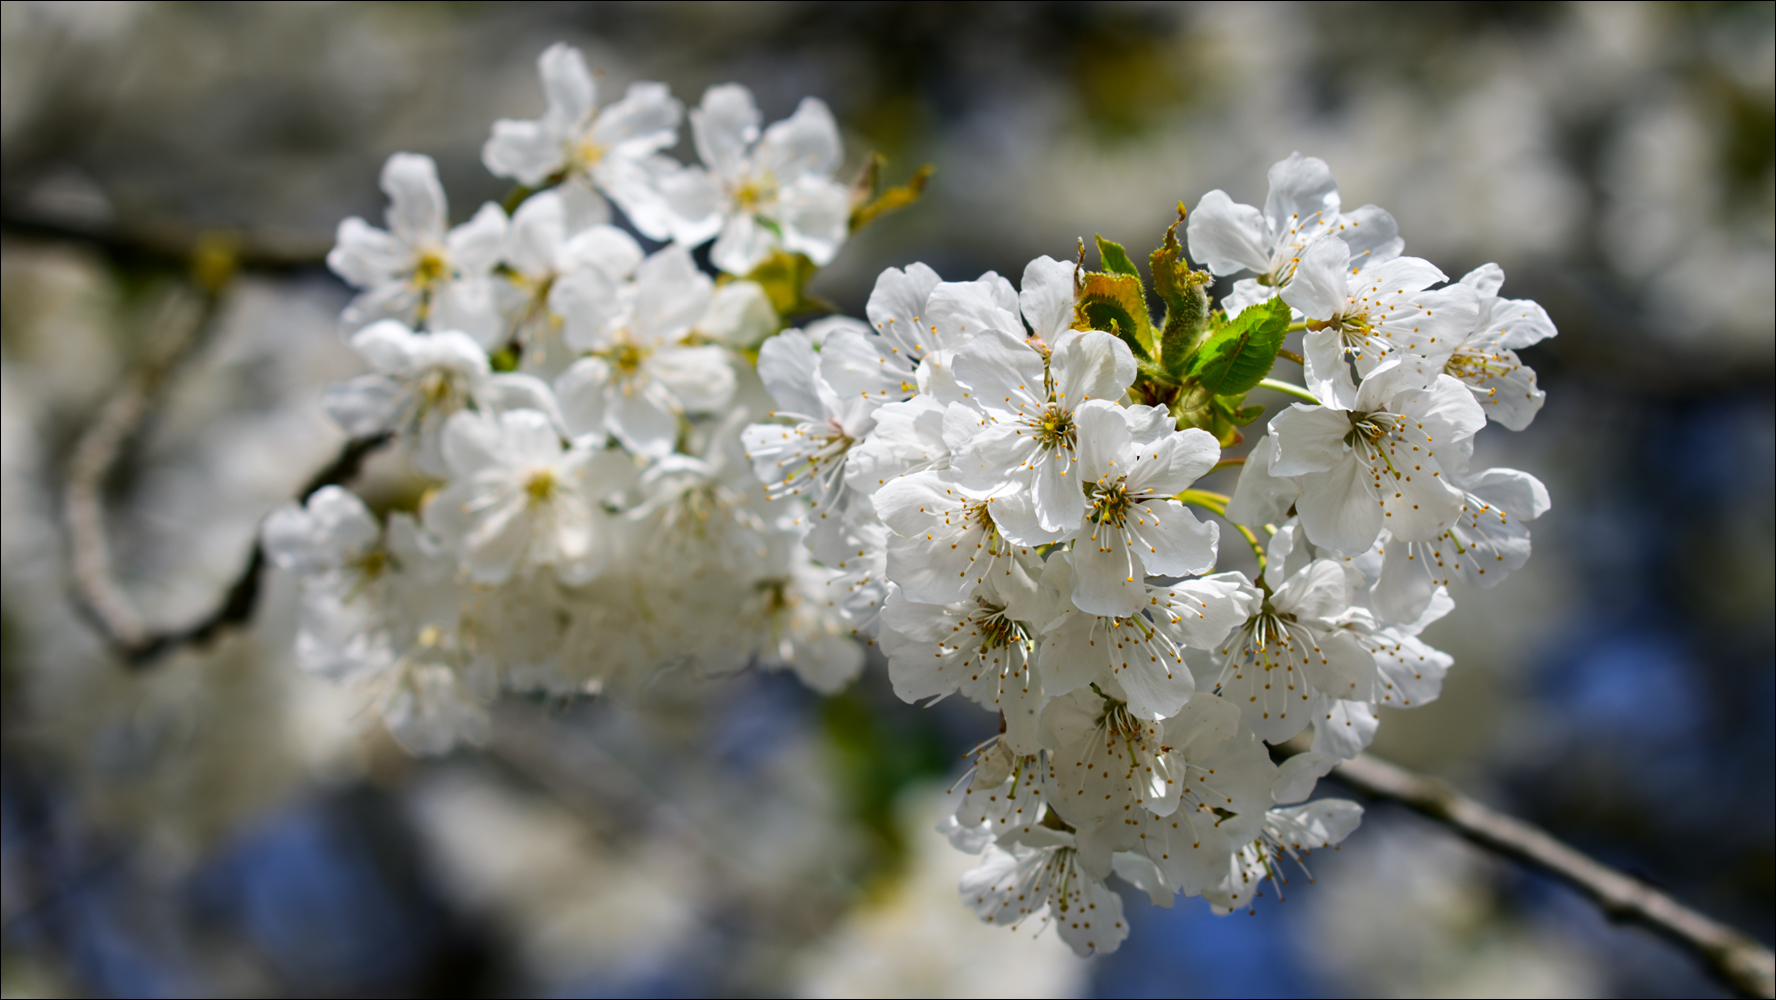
[23,39,1773,992]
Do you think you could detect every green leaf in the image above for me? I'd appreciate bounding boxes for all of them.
[849,160,934,233]
[1076,270,1154,357]
[745,249,832,318]
[1095,235,1141,277]
[1174,384,1216,433]
[1174,387,1258,447]
[1182,297,1290,397]
[1135,358,1172,386]
[1148,211,1191,316]
[1223,399,1265,426]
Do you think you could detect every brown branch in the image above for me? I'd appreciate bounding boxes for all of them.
[2,208,329,273]
[1333,753,1776,999]
[53,221,384,666]
[68,428,388,667]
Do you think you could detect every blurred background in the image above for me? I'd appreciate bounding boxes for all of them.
[1,2,1771,996]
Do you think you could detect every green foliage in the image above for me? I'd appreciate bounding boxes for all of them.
[1065,217,1290,445]
[1067,222,1286,447]
[500,183,540,215]
[743,249,831,319]
[1076,236,1156,357]
[1174,386,1266,447]
[1151,211,1213,377]
[849,154,935,233]
[1182,297,1291,397]
[1094,234,1140,277]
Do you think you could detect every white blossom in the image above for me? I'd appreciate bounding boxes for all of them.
[880,563,1046,753]
[262,487,488,754]
[626,411,792,577]
[1214,558,1376,744]
[1203,799,1365,914]
[328,153,507,346]
[730,542,865,694]
[500,190,644,358]
[552,244,736,458]
[1265,356,1487,556]
[1070,402,1221,616]
[938,738,1049,853]
[1372,456,1551,624]
[1042,691,1275,894]
[949,332,1137,536]
[1035,554,1256,722]
[821,263,1054,406]
[482,43,684,238]
[741,327,877,519]
[1443,263,1557,430]
[664,84,851,275]
[872,469,1039,606]
[1288,235,1481,407]
[423,408,630,584]
[321,319,558,477]
[959,827,1128,957]
[1186,153,1402,315]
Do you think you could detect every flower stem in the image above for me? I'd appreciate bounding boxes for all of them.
[1179,489,1266,573]
[1258,377,1320,404]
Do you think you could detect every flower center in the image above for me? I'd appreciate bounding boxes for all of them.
[414,250,449,287]
[417,368,466,413]
[604,336,652,379]
[1445,348,1514,383]
[1346,412,1391,446]
[733,176,776,212]
[962,498,1019,558]
[349,548,390,580]
[572,137,607,171]
[970,601,1027,650]
[524,469,558,504]
[756,577,792,614]
[1087,479,1133,528]
[1033,404,1076,451]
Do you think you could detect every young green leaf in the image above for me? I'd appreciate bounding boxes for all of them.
[849,162,934,233]
[1223,398,1265,426]
[745,249,832,318]
[1076,271,1154,357]
[1181,297,1290,397]
[1095,235,1141,278]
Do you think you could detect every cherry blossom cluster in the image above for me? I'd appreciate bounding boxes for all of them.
[263,43,1555,955]
[264,43,865,752]
[739,153,1552,954]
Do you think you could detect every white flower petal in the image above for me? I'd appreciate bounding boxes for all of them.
[380,153,448,248]
[1185,189,1270,276]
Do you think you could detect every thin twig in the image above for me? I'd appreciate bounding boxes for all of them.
[1333,753,1776,999]
[69,431,388,667]
[65,277,228,657]
[2,208,328,273]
